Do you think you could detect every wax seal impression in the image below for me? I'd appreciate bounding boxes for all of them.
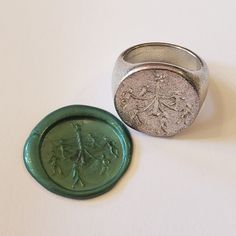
[24,105,132,199]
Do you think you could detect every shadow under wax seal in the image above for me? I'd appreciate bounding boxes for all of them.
[24,105,132,199]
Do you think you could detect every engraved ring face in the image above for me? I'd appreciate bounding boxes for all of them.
[115,69,200,136]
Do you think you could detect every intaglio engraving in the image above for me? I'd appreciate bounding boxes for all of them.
[47,121,119,188]
[116,70,199,136]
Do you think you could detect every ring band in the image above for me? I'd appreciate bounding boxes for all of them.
[112,42,209,137]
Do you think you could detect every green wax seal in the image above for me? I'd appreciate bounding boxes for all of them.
[24,105,132,199]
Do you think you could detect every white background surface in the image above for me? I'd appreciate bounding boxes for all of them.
[1,0,236,235]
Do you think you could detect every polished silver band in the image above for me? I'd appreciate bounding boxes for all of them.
[112,42,209,137]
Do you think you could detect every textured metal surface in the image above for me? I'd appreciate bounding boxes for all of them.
[115,69,199,136]
[112,42,209,137]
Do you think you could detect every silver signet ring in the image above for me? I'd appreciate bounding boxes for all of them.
[112,42,209,137]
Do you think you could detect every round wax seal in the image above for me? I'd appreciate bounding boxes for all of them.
[24,105,132,199]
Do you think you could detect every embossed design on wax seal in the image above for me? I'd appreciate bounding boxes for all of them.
[24,105,132,199]
[115,69,200,136]
[44,121,120,189]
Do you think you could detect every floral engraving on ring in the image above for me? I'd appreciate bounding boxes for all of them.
[121,72,194,134]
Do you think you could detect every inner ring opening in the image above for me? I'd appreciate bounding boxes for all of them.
[123,43,202,71]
